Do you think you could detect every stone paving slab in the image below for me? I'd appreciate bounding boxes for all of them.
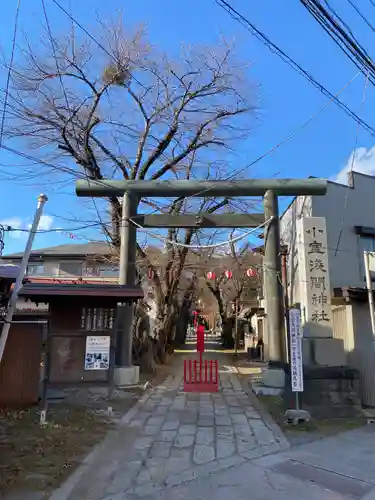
[134,425,375,500]
[137,458,352,500]
[49,362,288,500]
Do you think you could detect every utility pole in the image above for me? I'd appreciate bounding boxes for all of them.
[364,251,375,339]
[0,194,48,365]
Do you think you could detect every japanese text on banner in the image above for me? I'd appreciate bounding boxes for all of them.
[289,308,303,392]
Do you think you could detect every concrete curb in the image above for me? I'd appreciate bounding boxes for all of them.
[48,390,153,500]
[239,374,291,453]
[48,432,113,500]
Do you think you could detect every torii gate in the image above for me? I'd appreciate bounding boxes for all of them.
[76,178,327,383]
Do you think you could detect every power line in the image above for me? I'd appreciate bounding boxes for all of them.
[2,221,102,234]
[215,0,375,136]
[244,70,361,171]
[41,0,112,246]
[0,0,347,214]
[335,70,370,255]
[347,0,375,34]
[50,0,146,90]
[3,0,363,242]
[300,1,375,84]
[47,0,375,205]
[0,0,21,147]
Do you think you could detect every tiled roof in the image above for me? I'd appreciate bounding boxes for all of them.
[0,265,20,280]
[18,283,143,300]
[2,241,115,259]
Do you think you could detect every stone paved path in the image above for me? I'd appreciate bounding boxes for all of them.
[50,356,288,500]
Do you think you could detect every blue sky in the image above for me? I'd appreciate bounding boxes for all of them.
[1,0,375,254]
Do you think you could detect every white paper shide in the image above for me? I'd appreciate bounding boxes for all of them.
[85,336,110,370]
[289,308,304,392]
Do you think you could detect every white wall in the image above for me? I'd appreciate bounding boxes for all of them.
[280,172,375,298]
[311,173,375,289]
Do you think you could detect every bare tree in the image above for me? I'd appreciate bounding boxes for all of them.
[195,237,262,347]
[4,18,257,362]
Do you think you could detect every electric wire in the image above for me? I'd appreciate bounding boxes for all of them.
[347,0,375,34]
[215,0,375,136]
[335,70,370,256]
[300,0,375,85]
[2,0,370,257]
[0,0,21,147]
[0,0,366,224]
[50,0,147,90]
[41,0,112,246]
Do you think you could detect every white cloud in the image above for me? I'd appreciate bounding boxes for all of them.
[0,217,25,239]
[2,214,54,239]
[27,215,54,231]
[335,146,375,184]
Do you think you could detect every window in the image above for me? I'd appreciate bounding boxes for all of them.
[26,264,45,276]
[82,265,119,277]
[80,308,115,331]
[360,236,375,252]
[98,266,119,277]
[58,262,82,276]
[360,237,375,279]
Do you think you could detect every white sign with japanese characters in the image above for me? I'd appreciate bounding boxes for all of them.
[297,217,333,337]
[289,308,304,392]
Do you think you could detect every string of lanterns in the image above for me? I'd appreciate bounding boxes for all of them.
[146,266,258,282]
[206,267,257,280]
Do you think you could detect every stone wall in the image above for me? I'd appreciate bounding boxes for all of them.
[300,367,362,418]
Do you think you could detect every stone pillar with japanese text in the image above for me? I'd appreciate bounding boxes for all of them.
[297,217,346,367]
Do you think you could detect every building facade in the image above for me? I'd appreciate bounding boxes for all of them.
[280,171,375,380]
[1,242,162,338]
[1,242,119,281]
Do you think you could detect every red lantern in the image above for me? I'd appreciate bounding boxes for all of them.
[246,267,257,278]
[206,271,216,280]
[225,270,233,279]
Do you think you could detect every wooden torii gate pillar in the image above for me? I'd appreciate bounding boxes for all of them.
[76,178,327,385]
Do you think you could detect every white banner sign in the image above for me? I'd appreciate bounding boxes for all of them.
[289,308,304,392]
[84,336,110,370]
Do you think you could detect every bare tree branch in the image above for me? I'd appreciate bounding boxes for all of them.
[4,20,258,357]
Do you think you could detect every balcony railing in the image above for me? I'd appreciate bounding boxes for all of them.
[25,271,119,280]
[26,267,119,278]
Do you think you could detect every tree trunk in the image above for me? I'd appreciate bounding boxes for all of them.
[174,304,191,346]
[139,335,157,374]
[221,315,235,349]
[154,307,175,364]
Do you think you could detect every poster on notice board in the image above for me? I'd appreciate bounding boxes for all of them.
[84,336,110,370]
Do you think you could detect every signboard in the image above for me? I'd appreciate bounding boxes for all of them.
[84,336,110,370]
[297,217,333,337]
[289,308,304,392]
